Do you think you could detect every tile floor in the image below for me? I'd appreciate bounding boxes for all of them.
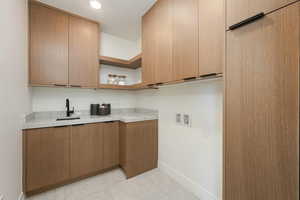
[26,169,200,200]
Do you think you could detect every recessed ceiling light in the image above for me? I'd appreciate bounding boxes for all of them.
[90,0,102,9]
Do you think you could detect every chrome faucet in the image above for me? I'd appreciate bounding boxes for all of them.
[66,98,74,117]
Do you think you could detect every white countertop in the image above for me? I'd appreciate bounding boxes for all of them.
[23,109,158,130]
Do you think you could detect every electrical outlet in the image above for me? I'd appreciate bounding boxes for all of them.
[0,194,4,200]
[183,114,191,127]
[176,113,182,125]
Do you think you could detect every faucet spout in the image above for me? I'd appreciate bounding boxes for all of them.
[66,98,74,117]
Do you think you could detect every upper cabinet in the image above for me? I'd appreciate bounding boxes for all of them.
[69,16,99,88]
[172,0,199,80]
[29,4,69,86]
[154,0,173,84]
[142,6,156,85]
[142,0,224,85]
[142,0,173,85]
[198,0,224,76]
[226,0,297,29]
[29,2,100,88]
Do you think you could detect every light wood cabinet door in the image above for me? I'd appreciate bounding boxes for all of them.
[120,120,158,178]
[172,0,199,80]
[70,123,103,178]
[226,0,297,29]
[69,16,99,88]
[29,3,69,86]
[198,0,224,76]
[154,0,173,84]
[143,120,158,171]
[103,122,119,169]
[225,3,299,200]
[24,127,70,192]
[142,7,156,85]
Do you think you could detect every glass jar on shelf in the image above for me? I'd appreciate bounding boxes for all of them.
[118,75,127,85]
[112,75,118,85]
[107,74,114,84]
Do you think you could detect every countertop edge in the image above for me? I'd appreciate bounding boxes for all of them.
[22,115,158,130]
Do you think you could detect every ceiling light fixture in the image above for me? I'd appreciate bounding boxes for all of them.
[90,0,102,9]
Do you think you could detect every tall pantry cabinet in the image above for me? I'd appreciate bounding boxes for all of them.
[225,1,299,200]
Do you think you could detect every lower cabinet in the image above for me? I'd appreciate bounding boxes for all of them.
[103,122,120,169]
[24,126,71,193]
[120,120,158,178]
[23,120,157,195]
[23,122,119,195]
[70,123,104,179]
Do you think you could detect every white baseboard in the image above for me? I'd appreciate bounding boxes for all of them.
[18,192,24,200]
[159,162,218,200]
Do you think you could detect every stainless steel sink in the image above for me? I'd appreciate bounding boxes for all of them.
[56,117,80,121]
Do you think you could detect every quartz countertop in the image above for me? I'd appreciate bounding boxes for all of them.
[23,108,158,130]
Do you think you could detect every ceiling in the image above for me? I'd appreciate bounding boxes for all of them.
[39,0,156,41]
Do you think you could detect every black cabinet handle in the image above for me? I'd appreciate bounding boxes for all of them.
[199,73,218,78]
[183,77,197,81]
[103,121,116,123]
[54,84,67,87]
[53,125,68,128]
[229,12,265,30]
[70,85,82,88]
[72,124,85,126]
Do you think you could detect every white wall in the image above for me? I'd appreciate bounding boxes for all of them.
[0,0,32,199]
[100,32,141,60]
[99,32,142,85]
[136,80,223,200]
[32,87,136,112]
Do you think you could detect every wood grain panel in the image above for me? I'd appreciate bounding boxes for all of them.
[198,0,225,76]
[120,120,158,178]
[154,0,173,84]
[172,0,199,80]
[99,54,142,69]
[225,3,299,200]
[143,120,158,171]
[25,127,70,192]
[69,16,99,88]
[30,4,69,86]
[103,122,120,169]
[70,123,104,178]
[226,0,297,28]
[142,6,157,85]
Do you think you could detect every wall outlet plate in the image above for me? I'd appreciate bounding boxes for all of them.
[183,114,191,127]
[176,113,182,125]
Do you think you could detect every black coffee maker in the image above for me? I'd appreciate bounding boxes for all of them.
[90,104,111,116]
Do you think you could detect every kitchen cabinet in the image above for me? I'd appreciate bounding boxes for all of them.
[225,2,299,200]
[172,0,199,80]
[142,5,157,85]
[120,120,158,178]
[198,0,224,76]
[29,2,100,88]
[29,3,69,86]
[142,0,173,85]
[103,122,120,169]
[154,0,173,84]
[70,123,104,179]
[226,0,297,29]
[24,127,70,193]
[69,16,99,88]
